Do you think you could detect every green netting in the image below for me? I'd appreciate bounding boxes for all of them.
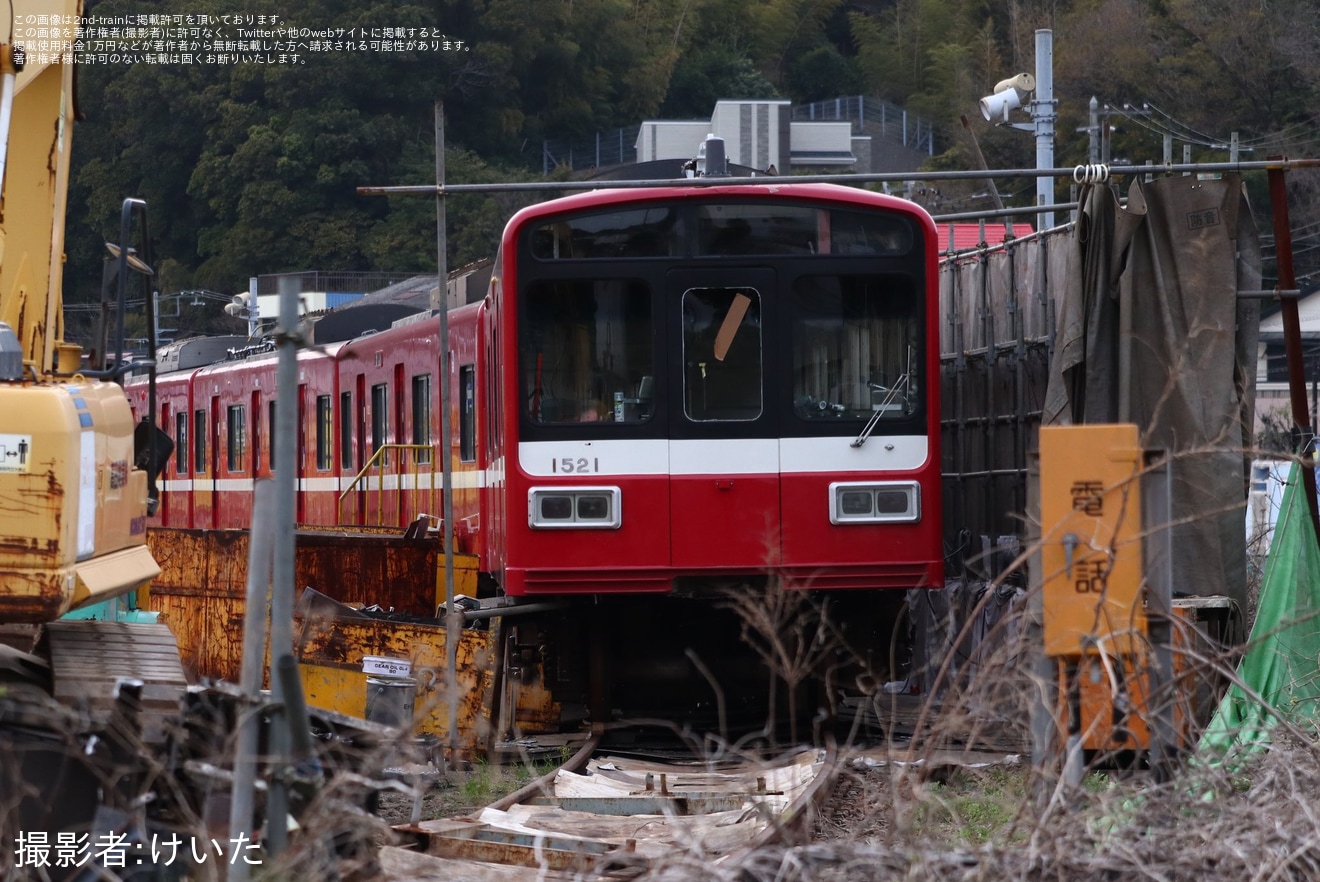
[1200,463,1320,756]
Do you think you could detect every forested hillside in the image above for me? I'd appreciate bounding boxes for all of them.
[66,0,1320,306]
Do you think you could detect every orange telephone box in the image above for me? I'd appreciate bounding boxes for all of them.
[1039,424,1147,657]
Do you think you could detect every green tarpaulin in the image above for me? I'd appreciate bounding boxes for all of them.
[1200,463,1320,755]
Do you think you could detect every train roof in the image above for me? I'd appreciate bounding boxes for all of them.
[507,181,934,228]
[311,262,493,344]
[154,339,345,380]
[498,182,934,246]
[334,298,484,352]
[156,335,251,373]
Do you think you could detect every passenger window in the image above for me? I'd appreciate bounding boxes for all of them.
[175,412,189,474]
[316,395,333,471]
[194,409,206,474]
[371,383,388,466]
[412,374,432,465]
[227,405,246,472]
[459,366,475,462]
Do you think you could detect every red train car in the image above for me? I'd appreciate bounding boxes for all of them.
[131,343,342,529]
[130,181,942,604]
[332,305,485,544]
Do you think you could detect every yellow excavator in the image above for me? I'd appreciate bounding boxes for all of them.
[0,0,192,862]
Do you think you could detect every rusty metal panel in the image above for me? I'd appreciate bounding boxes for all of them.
[147,528,247,682]
[301,662,362,716]
[0,568,70,623]
[207,530,253,599]
[294,531,478,617]
[509,662,561,735]
[147,527,480,678]
[147,526,501,752]
[297,616,497,755]
[435,555,479,611]
[295,532,438,616]
[149,527,248,598]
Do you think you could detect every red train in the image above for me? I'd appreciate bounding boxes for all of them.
[128,181,943,604]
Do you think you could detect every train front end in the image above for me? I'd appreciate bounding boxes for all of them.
[493,183,943,600]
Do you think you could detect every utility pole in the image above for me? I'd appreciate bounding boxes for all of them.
[1032,30,1055,230]
[1088,97,1099,165]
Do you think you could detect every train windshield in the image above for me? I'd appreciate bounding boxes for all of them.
[527,202,915,260]
[518,198,926,435]
[792,274,921,422]
[529,207,676,259]
[521,278,656,424]
[695,203,913,256]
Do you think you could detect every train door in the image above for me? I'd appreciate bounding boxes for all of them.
[480,303,504,573]
[188,403,208,527]
[208,395,220,529]
[354,373,367,524]
[297,383,308,523]
[158,401,171,523]
[666,267,781,568]
[251,391,262,478]
[172,406,192,528]
[393,363,405,526]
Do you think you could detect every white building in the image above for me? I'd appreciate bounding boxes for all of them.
[635,99,863,173]
[1256,288,1320,433]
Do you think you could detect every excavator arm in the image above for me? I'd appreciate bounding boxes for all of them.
[0,0,76,374]
[0,0,163,622]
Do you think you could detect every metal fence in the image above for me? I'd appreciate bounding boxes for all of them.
[541,95,936,173]
[255,271,419,297]
[542,126,642,175]
[793,96,936,156]
[938,226,1069,577]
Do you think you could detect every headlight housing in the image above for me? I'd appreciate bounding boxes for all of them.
[829,481,920,524]
[528,487,622,529]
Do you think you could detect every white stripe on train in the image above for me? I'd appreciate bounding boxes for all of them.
[518,436,929,476]
[158,436,928,495]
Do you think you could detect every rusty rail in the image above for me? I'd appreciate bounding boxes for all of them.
[336,443,437,528]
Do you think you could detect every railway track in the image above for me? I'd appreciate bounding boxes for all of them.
[380,733,839,879]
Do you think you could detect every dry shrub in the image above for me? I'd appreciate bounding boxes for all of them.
[650,611,1320,882]
[675,737,1320,882]
[684,537,1320,881]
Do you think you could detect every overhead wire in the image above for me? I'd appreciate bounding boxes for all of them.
[1087,103,1320,286]
[1236,122,1320,149]
[1111,103,1223,149]
[1109,101,1320,157]
[1140,101,1234,149]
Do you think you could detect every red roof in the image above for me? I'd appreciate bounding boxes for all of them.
[936,223,1021,252]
